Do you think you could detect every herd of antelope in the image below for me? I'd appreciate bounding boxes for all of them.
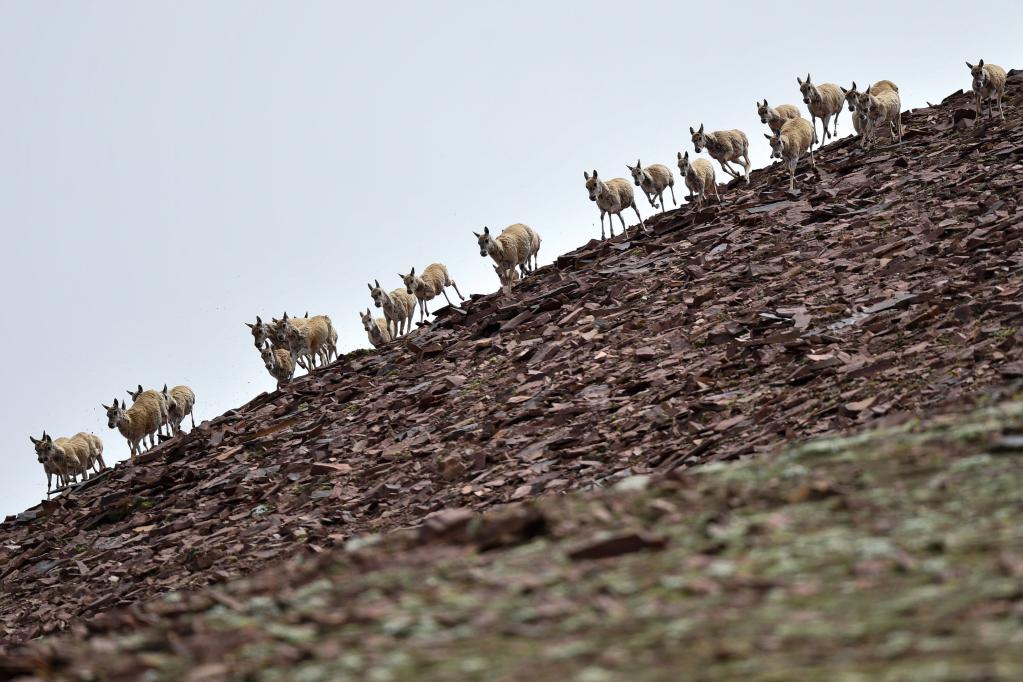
[31,384,195,496]
[32,61,1009,497]
[585,61,1006,236]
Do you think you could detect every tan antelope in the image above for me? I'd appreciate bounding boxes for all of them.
[967,59,1007,120]
[583,170,645,239]
[689,125,751,184]
[797,74,844,142]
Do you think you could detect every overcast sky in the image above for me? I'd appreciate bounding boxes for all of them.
[1,1,1020,517]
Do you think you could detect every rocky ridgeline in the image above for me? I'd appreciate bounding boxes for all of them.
[1,74,1022,647]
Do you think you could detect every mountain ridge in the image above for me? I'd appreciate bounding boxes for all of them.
[1,73,1022,655]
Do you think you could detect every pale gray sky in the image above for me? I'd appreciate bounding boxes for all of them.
[1,1,1020,517]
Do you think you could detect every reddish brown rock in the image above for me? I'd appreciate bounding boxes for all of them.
[567,532,668,560]
[2,73,1023,647]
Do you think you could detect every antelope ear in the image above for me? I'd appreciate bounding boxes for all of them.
[484,226,490,235]
[689,126,695,134]
[245,322,254,329]
[29,435,39,445]
[43,434,52,444]
[636,158,641,167]
[965,61,973,69]
[367,282,374,291]
[101,403,110,411]
[851,81,857,90]
[677,151,682,160]
[592,169,598,178]
[684,151,689,160]
[806,72,811,82]
[410,266,415,276]
[137,384,143,392]
[163,384,168,392]
[583,171,589,180]
[366,308,371,315]
[840,86,847,95]
[698,123,704,133]
[764,133,773,140]
[979,59,984,67]
[256,315,262,324]
[472,231,481,238]
[398,273,405,280]
[796,76,803,85]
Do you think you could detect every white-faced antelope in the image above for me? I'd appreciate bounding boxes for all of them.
[676,151,720,208]
[401,264,464,322]
[756,100,801,134]
[689,125,751,184]
[766,117,816,190]
[583,170,645,240]
[626,159,676,213]
[967,59,1007,121]
[797,74,844,142]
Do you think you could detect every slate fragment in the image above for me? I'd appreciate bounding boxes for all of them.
[567,532,668,561]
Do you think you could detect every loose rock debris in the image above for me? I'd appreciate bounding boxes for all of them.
[1,73,1022,649]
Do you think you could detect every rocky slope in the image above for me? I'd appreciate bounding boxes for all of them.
[1,73,1022,664]
[4,396,1023,680]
